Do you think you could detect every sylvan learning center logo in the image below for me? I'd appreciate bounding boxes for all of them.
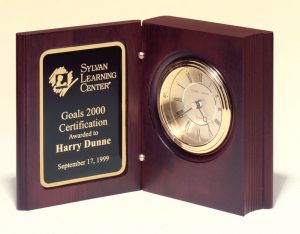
[49,67,79,97]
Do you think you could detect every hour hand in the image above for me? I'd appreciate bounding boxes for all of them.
[194,100,208,123]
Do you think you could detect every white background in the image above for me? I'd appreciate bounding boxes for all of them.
[0,0,300,233]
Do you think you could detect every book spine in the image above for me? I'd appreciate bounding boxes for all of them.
[263,32,273,209]
[16,34,28,210]
[243,32,273,214]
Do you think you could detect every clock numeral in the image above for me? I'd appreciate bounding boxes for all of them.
[207,124,213,137]
[198,127,208,142]
[176,81,185,89]
[186,72,192,83]
[198,72,203,82]
[215,95,220,99]
[165,112,174,124]
[174,97,182,102]
[176,109,184,117]
[185,120,191,133]
[181,135,186,142]
[214,119,221,126]
[196,128,201,139]
[163,93,168,99]
[217,107,222,112]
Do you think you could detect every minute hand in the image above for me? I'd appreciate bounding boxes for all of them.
[175,107,192,119]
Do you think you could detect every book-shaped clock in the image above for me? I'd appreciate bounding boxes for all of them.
[17,16,273,215]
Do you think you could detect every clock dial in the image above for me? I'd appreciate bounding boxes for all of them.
[157,59,232,155]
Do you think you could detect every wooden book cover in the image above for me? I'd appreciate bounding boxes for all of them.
[17,20,142,210]
[141,16,273,215]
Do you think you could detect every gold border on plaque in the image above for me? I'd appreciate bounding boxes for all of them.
[39,42,127,188]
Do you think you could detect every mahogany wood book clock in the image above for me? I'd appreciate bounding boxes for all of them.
[16,16,273,215]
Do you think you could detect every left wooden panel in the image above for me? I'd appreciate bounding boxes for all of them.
[16,20,142,210]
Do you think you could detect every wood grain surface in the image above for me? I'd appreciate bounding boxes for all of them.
[141,16,273,215]
[17,20,142,210]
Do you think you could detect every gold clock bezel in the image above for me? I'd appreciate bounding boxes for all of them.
[157,59,232,155]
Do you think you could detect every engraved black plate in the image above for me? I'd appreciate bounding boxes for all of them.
[40,42,126,188]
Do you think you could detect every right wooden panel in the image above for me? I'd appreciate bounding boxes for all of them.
[141,16,273,215]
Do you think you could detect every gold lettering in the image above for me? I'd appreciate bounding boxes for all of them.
[80,63,109,74]
[58,160,86,171]
[56,143,82,153]
[80,72,116,83]
[80,82,111,92]
[58,119,108,133]
[84,138,111,148]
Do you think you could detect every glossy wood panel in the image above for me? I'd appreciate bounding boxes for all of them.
[141,16,273,215]
[17,21,142,210]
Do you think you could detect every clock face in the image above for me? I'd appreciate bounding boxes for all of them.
[157,59,232,155]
